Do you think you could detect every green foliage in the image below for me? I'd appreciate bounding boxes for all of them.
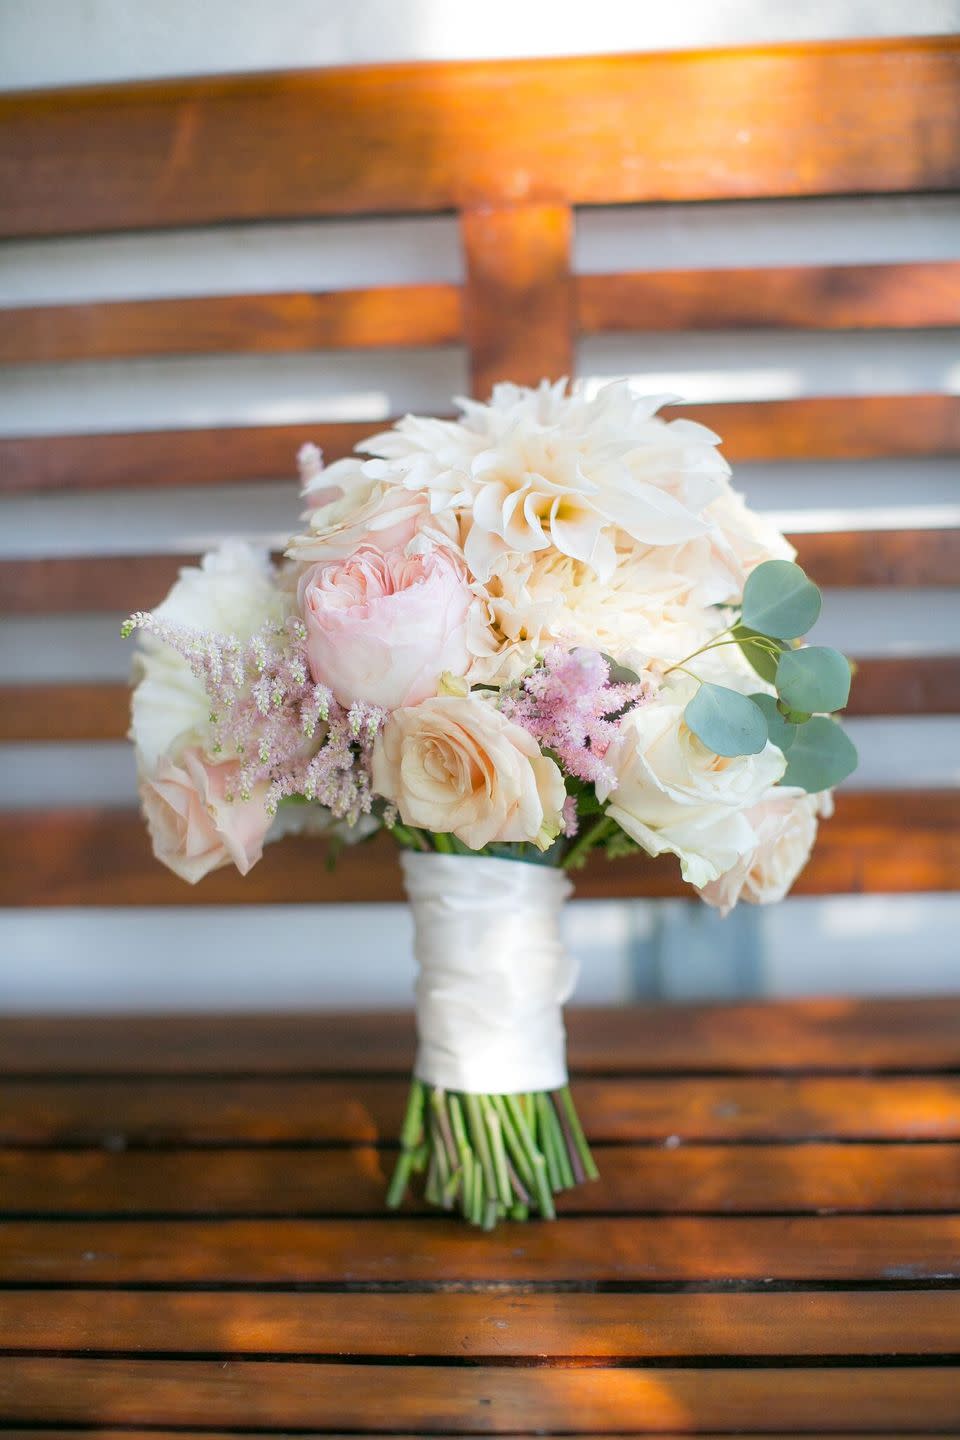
[603,826,641,861]
[741,560,823,641]
[732,624,785,683]
[749,691,797,754]
[781,717,859,792]
[601,653,643,686]
[671,561,856,774]
[775,646,851,715]
[685,683,768,757]
[564,776,603,817]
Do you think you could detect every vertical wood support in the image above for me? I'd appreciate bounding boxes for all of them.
[461,204,574,400]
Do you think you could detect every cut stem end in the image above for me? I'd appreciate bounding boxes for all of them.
[386,1079,598,1228]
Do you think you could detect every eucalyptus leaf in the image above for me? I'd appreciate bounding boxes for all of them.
[685,683,768,757]
[749,692,797,755]
[733,625,784,684]
[781,717,859,792]
[741,560,822,641]
[600,652,643,686]
[776,646,851,714]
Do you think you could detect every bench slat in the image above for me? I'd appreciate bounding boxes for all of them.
[0,792,956,907]
[1,1143,957,1217]
[3,396,956,496]
[578,260,960,334]
[10,259,954,368]
[1,999,956,1073]
[4,1075,959,1143]
[0,286,463,365]
[4,39,958,237]
[1,1214,957,1284]
[1,1288,956,1356]
[3,1357,959,1431]
[3,529,954,615]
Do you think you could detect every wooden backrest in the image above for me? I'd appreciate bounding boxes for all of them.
[1,38,958,905]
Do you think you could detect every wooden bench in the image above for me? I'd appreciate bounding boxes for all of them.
[1,36,959,904]
[1,1001,959,1430]
[1,40,959,1429]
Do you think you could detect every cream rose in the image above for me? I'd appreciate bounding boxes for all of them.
[597,694,787,887]
[299,545,475,710]
[140,748,272,884]
[698,787,827,915]
[372,696,566,850]
[287,461,458,566]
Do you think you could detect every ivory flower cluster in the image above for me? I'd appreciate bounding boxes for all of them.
[128,380,847,908]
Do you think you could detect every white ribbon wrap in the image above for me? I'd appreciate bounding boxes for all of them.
[400,851,576,1094]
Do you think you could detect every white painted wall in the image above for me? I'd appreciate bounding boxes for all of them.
[1,1,958,1009]
[2,1,959,89]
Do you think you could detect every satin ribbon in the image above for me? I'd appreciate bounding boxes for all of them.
[400,851,576,1094]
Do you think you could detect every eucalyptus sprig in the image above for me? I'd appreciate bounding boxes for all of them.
[674,560,858,793]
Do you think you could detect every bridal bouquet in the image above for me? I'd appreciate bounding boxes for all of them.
[126,380,856,1228]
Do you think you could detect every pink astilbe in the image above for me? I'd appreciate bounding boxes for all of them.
[500,646,648,790]
[123,610,383,826]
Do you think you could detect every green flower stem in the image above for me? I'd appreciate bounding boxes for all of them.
[548,1095,575,1189]
[424,1150,440,1207]
[387,1080,596,1228]
[504,1094,541,1180]
[558,1084,600,1182]
[561,815,616,871]
[481,1097,512,1207]
[400,1079,426,1150]
[465,1093,497,1202]
[459,1146,475,1223]
[429,1110,451,1198]
[536,1093,563,1191]
[447,1092,469,1156]
[492,1095,536,1192]
[662,621,763,677]
[385,1149,414,1209]
[430,1088,458,1174]
[504,1152,532,1207]
[554,1092,585,1184]
[470,1153,484,1226]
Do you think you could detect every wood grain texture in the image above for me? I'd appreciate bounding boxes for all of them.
[673,393,960,460]
[462,205,573,397]
[4,396,957,497]
[4,38,958,237]
[0,1433,940,1440]
[792,527,960,587]
[844,656,960,716]
[1,1005,957,1424]
[5,1075,960,1144]
[2,1143,957,1217]
[3,998,957,1075]
[0,683,131,741]
[1,791,957,907]
[4,528,954,615]
[3,655,955,742]
[578,260,960,333]
[7,261,955,369]
[2,1287,956,1356]
[3,1358,959,1431]
[0,285,463,364]
[1,1215,956,1284]
[0,420,377,495]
